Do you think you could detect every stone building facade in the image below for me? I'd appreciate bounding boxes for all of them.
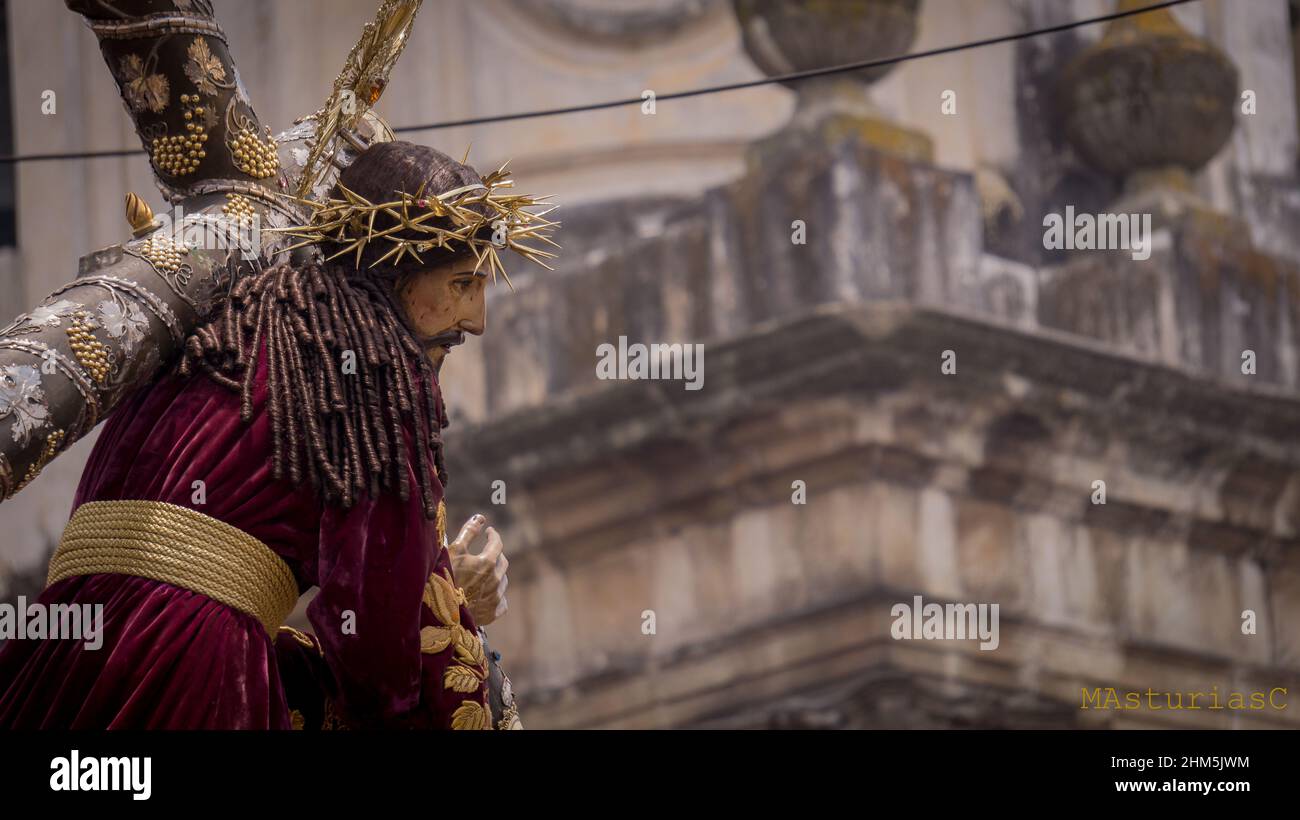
[2,0,1299,728]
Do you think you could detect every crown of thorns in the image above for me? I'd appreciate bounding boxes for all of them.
[273,163,559,287]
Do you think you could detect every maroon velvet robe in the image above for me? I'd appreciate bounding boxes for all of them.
[0,353,486,729]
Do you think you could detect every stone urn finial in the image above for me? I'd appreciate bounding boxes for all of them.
[1059,0,1238,211]
[732,0,931,161]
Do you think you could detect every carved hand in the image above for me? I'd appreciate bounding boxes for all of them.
[447,514,509,626]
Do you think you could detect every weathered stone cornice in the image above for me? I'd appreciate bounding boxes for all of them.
[448,301,1300,571]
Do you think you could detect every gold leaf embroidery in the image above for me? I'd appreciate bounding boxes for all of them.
[422,569,461,626]
[441,567,468,607]
[184,37,226,96]
[452,624,486,671]
[419,625,452,654]
[435,500,447,547]
[120,54,169,114]
[444,665,484,693]
[290,709,305,730]
[422,564,489,702]
[450,700,490,730]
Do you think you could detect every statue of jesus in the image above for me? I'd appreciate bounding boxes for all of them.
[0,0,550,730]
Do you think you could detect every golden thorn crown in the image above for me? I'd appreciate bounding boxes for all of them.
[271,161,560,288]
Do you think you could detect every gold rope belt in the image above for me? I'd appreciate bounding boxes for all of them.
[47,500,299,637]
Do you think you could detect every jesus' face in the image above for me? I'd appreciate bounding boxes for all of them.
[398,255,487,372]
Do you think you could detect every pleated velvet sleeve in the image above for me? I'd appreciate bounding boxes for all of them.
[304,467,492,730]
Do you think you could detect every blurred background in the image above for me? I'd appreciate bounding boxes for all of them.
[2,0,1299,728]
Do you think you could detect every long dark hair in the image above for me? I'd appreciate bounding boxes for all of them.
[179,141,485,518]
